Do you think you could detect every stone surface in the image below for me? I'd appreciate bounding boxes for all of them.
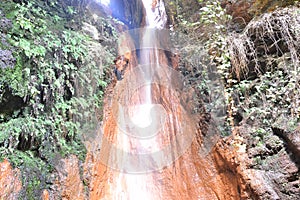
[55,155,86,200]
[0,159,22,200]
[83,2,240,198]
[273,127,300,162]
[222,0,254,31]
[1,1,300,199]
[213,126,300,199]
[222,0,297,31]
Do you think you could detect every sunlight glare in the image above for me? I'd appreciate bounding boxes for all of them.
[96,0,110,6]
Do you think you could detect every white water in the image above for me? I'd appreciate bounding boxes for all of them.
[113,1,168,199]
[130,103,153,128]
[131,0,167,127]
[142,0,167,29]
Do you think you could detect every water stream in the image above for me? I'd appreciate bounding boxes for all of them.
[89,1,230,199]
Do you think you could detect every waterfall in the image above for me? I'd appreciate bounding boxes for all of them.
[111,2,169,199]
[141,0,167,29]
[129,0,168,140]
[140,0,167,101]
[89,1,226,199]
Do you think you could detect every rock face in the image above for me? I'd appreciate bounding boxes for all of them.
[272,127,300,162]
[1,1,299,199]
[213,126,300,200]
[0,159,22,200]
[110,0,144,28]
[39,155,86,200]
[56,155,86,200]
[222,0,297,31]
[0,156,87,200]
[83,67,241,199]
[215,3,300,199]
[83,1,240,199]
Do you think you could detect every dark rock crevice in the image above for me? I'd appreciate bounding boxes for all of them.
[272,127,300,166]
[0,87,26,118]
[110,0,144,28]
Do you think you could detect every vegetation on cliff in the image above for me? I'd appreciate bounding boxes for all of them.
[0,0,299,198]
[0,0,117,198]
[167,0,299,198]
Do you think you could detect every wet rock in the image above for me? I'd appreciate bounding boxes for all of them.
[110,0,144,28]
[0,10,12,32]
[0,87,25,117]
[272,127,300,162]
[0,13,15,69]
[0,10,14,69]
[0,159,22,200]
[54,155,85,200]
[214,126,300,199]
[84,14,240,199]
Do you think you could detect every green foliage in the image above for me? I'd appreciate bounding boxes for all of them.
[4,150,49,199]
[198,0,232,84]
[225,7,300,128]
[170,1,300,136]
[169,0,231,86]
[230,60,300,126]
[196,4,300,135]
[0,0,116,198]
[169,0,232,134]
[249,127,285,170]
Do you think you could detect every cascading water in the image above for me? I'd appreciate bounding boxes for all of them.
[131,0,167,135]
[87,1,239,199]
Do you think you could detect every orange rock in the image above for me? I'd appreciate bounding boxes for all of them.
[41,189,50,200]
[171,53,180,69]
[56,155,85,200]
[0,159,22,200]
[84,58,241,199]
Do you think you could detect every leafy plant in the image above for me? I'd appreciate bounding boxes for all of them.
[169,0,232,134]
[0,0,117,198]
[225,7,300,128]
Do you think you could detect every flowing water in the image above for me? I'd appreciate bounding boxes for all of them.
[88,1,237,199]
